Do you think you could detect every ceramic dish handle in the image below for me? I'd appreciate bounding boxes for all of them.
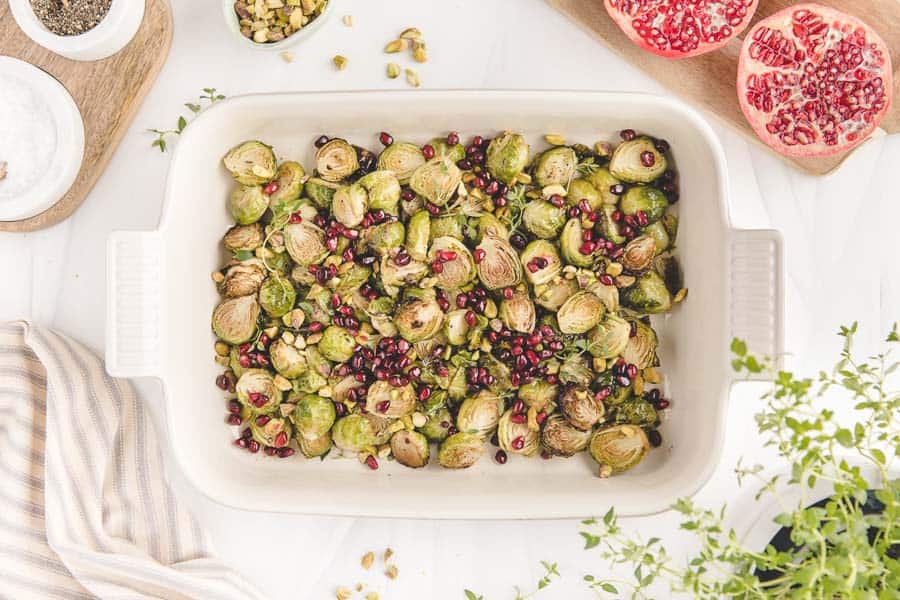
[729,228,784,381]
[106,231,164,378]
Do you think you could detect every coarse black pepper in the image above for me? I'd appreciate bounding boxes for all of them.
[30,0,112,37]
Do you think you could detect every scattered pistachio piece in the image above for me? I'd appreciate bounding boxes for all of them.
[211,271,225,283]
[644,367,660,384]
[332,55,348,70]
[361,551,375,570]
[342,14,353,26]
[280,51,294,63]
[633,373,645,395]
[384,39,407,53]
[384,548,394,562]
[385,565,398,580]
[404,68,420,88]
[412,40,427,63]
[544,134,566,146]
[399,27,421,40]
[214,341,230,356]
[355,583,364,592]
[595,141,614,157]
[606,262,624,277]
[336,587,353,600]
[386,62,400,79]
[0,161,7,180]
[542,184,567,198]
[366,593,380,600]
[274,374,292,391]
[674,288,689,303]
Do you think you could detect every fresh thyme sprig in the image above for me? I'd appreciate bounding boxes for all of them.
[149,87,226,152]
[464,560,561,600]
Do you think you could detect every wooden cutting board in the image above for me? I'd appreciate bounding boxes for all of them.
[0,0,172,232]
[546,0,900,175]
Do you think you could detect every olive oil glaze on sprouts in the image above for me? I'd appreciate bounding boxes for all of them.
[212,129,685,475]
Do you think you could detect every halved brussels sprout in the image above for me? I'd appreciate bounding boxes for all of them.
[270,339,307,378]
[587,167,624,205]
[438,432,484,469]
[229,185,268,225]
[212,295,260,344]
[406,211,430,261]
[315,138,359,182]
[429,138,466,163]
[332,414,379,452]
[520,240,561,286]
[365,221,406,256]
[332,184,368,228]
[642,221,670,256]
[236,369,282,414]
[333,264,372,297]
[223,223,264,252]
[292,394,337,439]
[380,255,428,290]
[541,413,592,457]
[391,430,430,468]
[477,213,509,241]
[259,274,296,318]
[377,142,426,184]
[614,398,658,427]
[557,291,605,334]
[517,380,559,413]
[597,205,627,245]
[609,137,668,183]
[622,320,659,369]
[560,218,595,267]
[486,133,529,184]
[620,271,672,314]
[476,236,522,290]
[522,200,565,239]
[456,390,503,438]
[358,170,401,215]
[533,146,577,187]
[589,425,650,476]
[654,253,683,296]
[499,290,536,333]
[497,409,539,456]
[587,315,631,359]
[443,309,471,346]
[585,277,620,313]
[365,380,416,418]
[534,278,578,312]
[223,141,277,185]
[250,416,293,448]
[219,259,267,297]
[621,235,657,271]
[298,432,332,458]
[284,221,328,266]
[559,353,593,387]
[567,178,601,211]
[409,157,461,207]
[395,296,444,342]
[619,186,668,224]
[268,161,306,209]
[429,214,464,241]
[559,385,604,430]
[318,325,357,363]
[419,406,453,442]
[304,177,341,209]
[428,237,475,290]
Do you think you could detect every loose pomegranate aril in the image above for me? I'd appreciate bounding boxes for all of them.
[422,144,435,159]
[228,399,242,414]
[636,211,649,227]
[494,450,507,464]
[600,275,614,286]
[610,184,625,196]
[511,436,525,450]
[457,159,472,170]
[264,446,277,456]
[654,139,670,153]
[646,388,661,403]
[275,447,294,458]
[536,411,547,425]
[620,129,636,141]
[568,206,581,218]
[418,386,431,401]
[548,194,565,208]
[648,430,663,447]
[255,415,271,427]
[485,180,499,195]
[579,241,596,255]
[365,455,379,470]
[657,399,671,410]
[626,363,638,379]
[431,261,443,273]
[502,287,514,300]
[289,212,303,224]
[472,135,484,147]
[376,400,391,413]
[216,374,229,390]
[334,401,347,417]
[578,199,591,213]
[510,413,526,424]
[247,440,260,453]
[473,248,486,263]
[263,181,279,195]
[379,131,393,146]
[227,414,242,426]
[447,131,459,145]
[274,431,289,448]
[616,375,631,387]
[314,135,329,148]
[426,202,441,216]
[640,151,656,167]
[235,437,249,449]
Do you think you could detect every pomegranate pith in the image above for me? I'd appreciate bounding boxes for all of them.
[605,0,760,59]
[737,3,893,157]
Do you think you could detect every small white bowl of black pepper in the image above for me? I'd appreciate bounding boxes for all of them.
[9,0,145,61]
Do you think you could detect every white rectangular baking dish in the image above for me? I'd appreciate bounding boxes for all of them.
[106,90,783,518]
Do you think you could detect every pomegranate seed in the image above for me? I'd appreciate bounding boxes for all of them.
[636,210,649,227]
[465,310,477,327]
[289,212,303,224]
[235,437,249,448]
[275,447,293,458]
[597,386,612,400]
[376,400,392,413]
[308,322,324,333]
[334,402,347,417]
[342,247,355,262]
[418,386,431,401]
[314,135,329,148]
[472,135,484,147]
[511,436,525,450]
[581,229,594,242]
[274,431,289,448]
[474,248,486,263]
[431,261,443,273]
[228,399,241,414]
[255,415,271,426]
[365,455,379,470]
[654,139,670,153]
[227,414,242,426]
[541,450,551,460]
[400,188,415,201]
[264,446,277,456]
[485,180,499,195]
[579,241,596,255]
[536,411,547,425]
[626,364,638,379]
[442,250,458,261]
[568,206,581,218]
[379,131,393,146]
[248,440,260,453]
[546,374,558,384]
[623,215,637,228]
[657,399,670,409]
[616,375,631,387]
[578,199,591,213]
[241,428,253,439]
[510,413,526,424]
[422,144,435,159]
[494,450,507,464]
[447,131,459,145]
[600,275,614,286]
[534,257,548,268]
[426,202,441,216]
[620,129,636,141]
[648,430,662,447]
[473,176,486,189]
[586,211,599,222]
[263,181,279,195]
[457,159,472,170]
[502,288,514,300]
[640,151,656,167]
[549,194,565,208]
[610,184,626,196]
[526,261,540,273]
[216,374,229,390]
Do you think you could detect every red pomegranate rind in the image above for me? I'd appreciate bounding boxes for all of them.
[737,3,893,157]
[605,0,760,58]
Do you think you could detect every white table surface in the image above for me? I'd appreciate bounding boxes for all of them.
[2,1,898,598]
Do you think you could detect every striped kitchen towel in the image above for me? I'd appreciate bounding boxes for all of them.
[0,322,267,600]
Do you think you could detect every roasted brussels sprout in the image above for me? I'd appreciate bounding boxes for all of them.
[541,413,592,457]
[223,223,264,252]
[365,221,406,255]
[587,315,631,359]
[621,235,657,271]
[609,137,668,183]
[229,185,268,225]
[428,237,475,290]
[365,380,416,418]
[298,432,332,458]
[269,339,307,378]
[258,274,296,318]
[476,235,522,290]
[304,177,341,210]
[567,178,601,211]
[642,221,670,255]
[443,309,471,346]
[212,295,260,344]
[620,271,672,314]
[497,409,539,456]
[533,146,577,187]
[317,325,357,362]
[292,394,337,439]
[520,240,561,286]
[522,200,565,239]
[560,218,595,267]
[391,430,430,468]
[394,296,444,342]
[589,425,650,476]
[409,157,462,207]
[499,290,536,333]
[332,414,379,452]
[586,167,623,205]
[268,161,306,208]
[597,205,627,245]
[456,390,503,438]
[380,254,428,291]
[534,278,578,312]
[219,259,267,298]
[428,138,466,163]
[223,141,277,185]
[559,385,604,430]
[332,184,368,228]
[283,221,328,266]
[614,398,658,427]
[620,186,668,224]
[438,432,484,469]
[476,213,509,241]
[236,369,281,414]
[486,132,529,184]
[654,253,683,296]
[250,416,293,448]
[377,142,426,183]
[358,170,401,215]
[517,380,559,413]
[315,138,359,182]
[622,320,659,369]
[406,211,431,261]
[419,407,453,442]
[429,213,464,241]
[557,291,605,334]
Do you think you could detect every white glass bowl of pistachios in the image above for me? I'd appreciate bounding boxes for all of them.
[222,0,332,51]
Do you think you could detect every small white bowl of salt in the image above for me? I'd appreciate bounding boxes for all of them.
[0,57,85,222]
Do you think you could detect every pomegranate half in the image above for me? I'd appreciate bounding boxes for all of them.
[605,0,760,59]
[737,3,893,157]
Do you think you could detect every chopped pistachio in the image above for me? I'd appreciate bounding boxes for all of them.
[342,14,353,26]
[386,62,401,79]
[385,565,399,579]
[384,548,394,562]
[644,367,660,384]
[361,551,375,570]
[384,39,407,53]
[336,587,353,600]
[280,51,294,63]
[405,68,420,88]
[412,40,427,63]
[399,27,421,40]
[674,288,688,303]
[211,271,225,283]
[606,262,623,277]
[366,593,380,600]
[541,184,567,198]
[214,341,230,356]
[332,55,348,70]
[544,134,566,146]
